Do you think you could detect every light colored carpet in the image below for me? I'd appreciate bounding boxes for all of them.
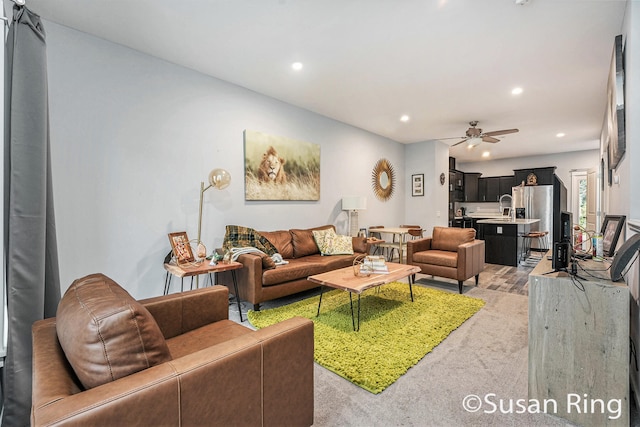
[248,282,485,394]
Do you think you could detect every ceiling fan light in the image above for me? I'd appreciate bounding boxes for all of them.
[467,137,482,148]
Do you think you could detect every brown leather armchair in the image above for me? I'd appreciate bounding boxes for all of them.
[31,274,314,427]
[407,226,485,294]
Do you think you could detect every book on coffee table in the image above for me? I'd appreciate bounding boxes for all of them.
[363,255,389,274]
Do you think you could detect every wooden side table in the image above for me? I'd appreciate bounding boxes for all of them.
[163,260,245,322]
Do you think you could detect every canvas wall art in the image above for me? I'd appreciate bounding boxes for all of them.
[244,130,320,201]
[606,34,625,170]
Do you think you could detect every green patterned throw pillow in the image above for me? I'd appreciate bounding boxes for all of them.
[313,229,354,255]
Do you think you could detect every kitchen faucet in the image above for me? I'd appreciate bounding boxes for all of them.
[499,194,512,214]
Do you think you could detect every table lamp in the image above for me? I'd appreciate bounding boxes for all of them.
[342,196,367,236]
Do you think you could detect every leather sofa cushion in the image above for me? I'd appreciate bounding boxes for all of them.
[56,273,172,390]
[262,259,328,286]
[413,250,458,268]
[291,225,334,258]
[260,230,294,259]
[431,227,475,252]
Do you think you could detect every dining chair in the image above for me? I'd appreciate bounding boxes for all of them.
[368,226,385,257]
[399,225,424,262]
[369,225,398,260]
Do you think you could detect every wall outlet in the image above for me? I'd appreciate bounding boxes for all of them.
[436,210,441,218]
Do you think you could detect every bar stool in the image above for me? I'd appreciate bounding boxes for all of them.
[520,231,549,263]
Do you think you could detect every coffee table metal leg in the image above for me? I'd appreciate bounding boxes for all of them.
[231,270,243,322]
[357,294,361,332]
[349,293,355,331]
[317,286,324,317]
[409,275,414,302]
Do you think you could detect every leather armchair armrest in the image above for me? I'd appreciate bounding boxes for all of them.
[140,286,229,339]
[253,316,315,427]
[407,237,432,261]
[457,239,486,279]
[171,317,314,426]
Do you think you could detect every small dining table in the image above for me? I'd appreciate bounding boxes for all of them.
[368,227,414,263]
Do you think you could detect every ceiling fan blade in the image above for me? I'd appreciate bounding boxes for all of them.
[437,136,466,140]
[483,128,519,137]
[451,138,469,147]
[482,136,500,143]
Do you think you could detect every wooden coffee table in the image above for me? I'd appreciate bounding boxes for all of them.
[308,262,421,331]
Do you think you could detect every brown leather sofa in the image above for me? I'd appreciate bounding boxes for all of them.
[224,225,370,310]
[31,274,314,426]
[406,226,485,294]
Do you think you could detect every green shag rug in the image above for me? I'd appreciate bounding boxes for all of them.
[248,282,485,394]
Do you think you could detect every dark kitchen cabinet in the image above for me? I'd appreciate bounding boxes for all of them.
[481,177,500,202]
[454,171,464,190]
[463,173,481,202]
[478,178,487,202]
[477,176,514,201]
[499,176,516,197]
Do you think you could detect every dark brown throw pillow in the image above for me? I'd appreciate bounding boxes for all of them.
[56,273,172,389]
[291,225,334,258]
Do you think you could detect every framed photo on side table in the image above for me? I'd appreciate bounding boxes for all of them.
[412,174,424,197]
[168,231,194,264]
[601,215,626,257]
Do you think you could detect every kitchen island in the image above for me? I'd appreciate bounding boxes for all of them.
[476,218,540,266]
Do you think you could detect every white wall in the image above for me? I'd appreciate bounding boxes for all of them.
[404,141,449,232]
[44,22,406,299]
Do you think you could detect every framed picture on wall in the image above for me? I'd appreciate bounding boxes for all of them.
[412,174,424,197]
[243,130,320,201]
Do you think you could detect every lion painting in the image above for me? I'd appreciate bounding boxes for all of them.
[257,146,287,184]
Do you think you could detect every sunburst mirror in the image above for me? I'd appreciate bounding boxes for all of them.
[371,158,395,201]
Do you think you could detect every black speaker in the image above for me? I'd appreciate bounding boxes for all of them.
[610,234,640,282]
[552,241,570,271]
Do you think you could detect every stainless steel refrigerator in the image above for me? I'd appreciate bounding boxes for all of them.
[512,185,555,250]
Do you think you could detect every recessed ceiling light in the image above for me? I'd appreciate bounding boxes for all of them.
[511,87,523,95]
[291,62,303,71]
[400,115,410,122]
[482,151,491,158]
[556,132,566,138]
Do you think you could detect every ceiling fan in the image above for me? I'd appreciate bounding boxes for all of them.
[442,121,519,148]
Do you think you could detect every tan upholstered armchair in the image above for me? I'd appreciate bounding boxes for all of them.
[406,226,485,294]
[31,274,314,427]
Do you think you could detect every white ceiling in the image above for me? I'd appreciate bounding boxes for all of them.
[23,0,626,163]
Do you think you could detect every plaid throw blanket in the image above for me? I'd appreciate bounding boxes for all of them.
[223,225,278,256]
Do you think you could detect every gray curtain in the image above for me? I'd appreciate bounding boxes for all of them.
[2,5,60,426]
